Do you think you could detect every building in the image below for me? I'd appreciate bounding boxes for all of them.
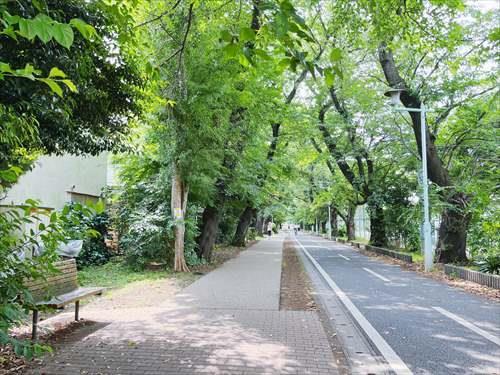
[2,153,109,210]
[1,153,110,238]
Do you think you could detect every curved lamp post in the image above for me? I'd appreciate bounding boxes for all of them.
[385,88,433,272]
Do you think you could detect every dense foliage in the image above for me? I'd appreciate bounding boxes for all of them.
[0,0,140,172]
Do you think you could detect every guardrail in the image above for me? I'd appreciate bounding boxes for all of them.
[444,264,500,289]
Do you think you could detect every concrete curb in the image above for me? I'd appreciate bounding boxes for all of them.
[444,264,500,289]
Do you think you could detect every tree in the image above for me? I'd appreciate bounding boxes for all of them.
[0,0,140,171]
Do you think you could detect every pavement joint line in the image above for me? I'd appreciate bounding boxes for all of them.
[338,254,350,261]
[362,267,391,283]
[296,238,413,375]
[432,306,500,346]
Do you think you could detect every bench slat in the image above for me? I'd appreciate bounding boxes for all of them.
[27,274,77,289]
[37,287,105,308]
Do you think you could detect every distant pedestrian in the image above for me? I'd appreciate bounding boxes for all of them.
[267,221,273,237]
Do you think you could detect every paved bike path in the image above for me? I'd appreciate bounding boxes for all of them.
[297,234,500,374]
[33,235,340,375]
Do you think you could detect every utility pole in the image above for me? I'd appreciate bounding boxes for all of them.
[328,204,332,240]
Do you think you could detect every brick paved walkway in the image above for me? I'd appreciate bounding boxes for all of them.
[31,234,339,374]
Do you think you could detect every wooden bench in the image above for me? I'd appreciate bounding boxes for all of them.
[25,259,104,340]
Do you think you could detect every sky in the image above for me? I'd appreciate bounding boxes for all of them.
[469,0,499,11]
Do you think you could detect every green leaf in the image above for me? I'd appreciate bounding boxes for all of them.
[40,78,63,97]
[25,198,39,207]
[18,19,36,40]
[61,79,78,93]
[329,47,342,62]
[332,65,343,80]
[1,26,18,40]
[325,68,335,87]
[223,43,239,58]
[220,29,232,42]
[13,64,40,80]
[0,63,13,74]
[48,67,66,78]
[2,11,20,26]
[0,169,17,183]
[32,14,53,43]
[239,27,255,42]
[52,23,74,49]
[488,27,500,42]
[32,0,47,12]
[70,18,96,40]
[255,49,271,61]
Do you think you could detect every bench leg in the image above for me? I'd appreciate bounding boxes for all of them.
[32,310,39,341]
[75,300,80,321]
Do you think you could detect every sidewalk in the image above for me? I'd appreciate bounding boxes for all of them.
[31,234,339,375]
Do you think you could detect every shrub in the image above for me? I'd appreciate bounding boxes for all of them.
[247,228,257,241]
[76,212,112,268]
[475,252,500,275]
[61,202,112,269]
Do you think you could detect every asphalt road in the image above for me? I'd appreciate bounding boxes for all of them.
[296,233,500,375]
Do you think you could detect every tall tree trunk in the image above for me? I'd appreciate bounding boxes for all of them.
[330,206,338,237]
[255,214,264,236]
[378,43,469,262]
[368,201,387,247]
[196,206,220,262]
[346,205,356,241]
[436,192,470,263]
[232,206,256,247]
[171,168,190,272]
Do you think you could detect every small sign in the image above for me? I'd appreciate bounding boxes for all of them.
[174,208,183,219]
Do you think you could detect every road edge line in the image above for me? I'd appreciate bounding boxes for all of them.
[363,267,391,282]
[432,306,500,346]
[296,238,413,375]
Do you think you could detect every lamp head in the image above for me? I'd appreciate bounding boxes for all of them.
[384,88,406,106]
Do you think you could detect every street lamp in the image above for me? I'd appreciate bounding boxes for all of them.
[385,88,433,272]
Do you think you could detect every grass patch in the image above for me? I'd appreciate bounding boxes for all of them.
[463,264,480,271]
[354,238,369,244]
[78,257,175,289]
[410,252,424,264]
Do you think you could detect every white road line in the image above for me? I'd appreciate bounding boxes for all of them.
[296,239,413,375]
[432,306,500,346]
[363,267,391,282]
[338,254,350,261]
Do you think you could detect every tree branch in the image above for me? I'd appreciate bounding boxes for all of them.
[134,0,182,29]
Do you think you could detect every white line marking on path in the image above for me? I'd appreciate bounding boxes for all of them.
[296,239,413,375]
[363,267,391,282]
[338,254,350,260]
[432,306,500,346]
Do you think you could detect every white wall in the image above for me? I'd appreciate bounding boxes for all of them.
[3,153,108,210]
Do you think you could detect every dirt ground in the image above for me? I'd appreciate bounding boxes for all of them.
[279,239,317,311]
[280,239,351,374]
